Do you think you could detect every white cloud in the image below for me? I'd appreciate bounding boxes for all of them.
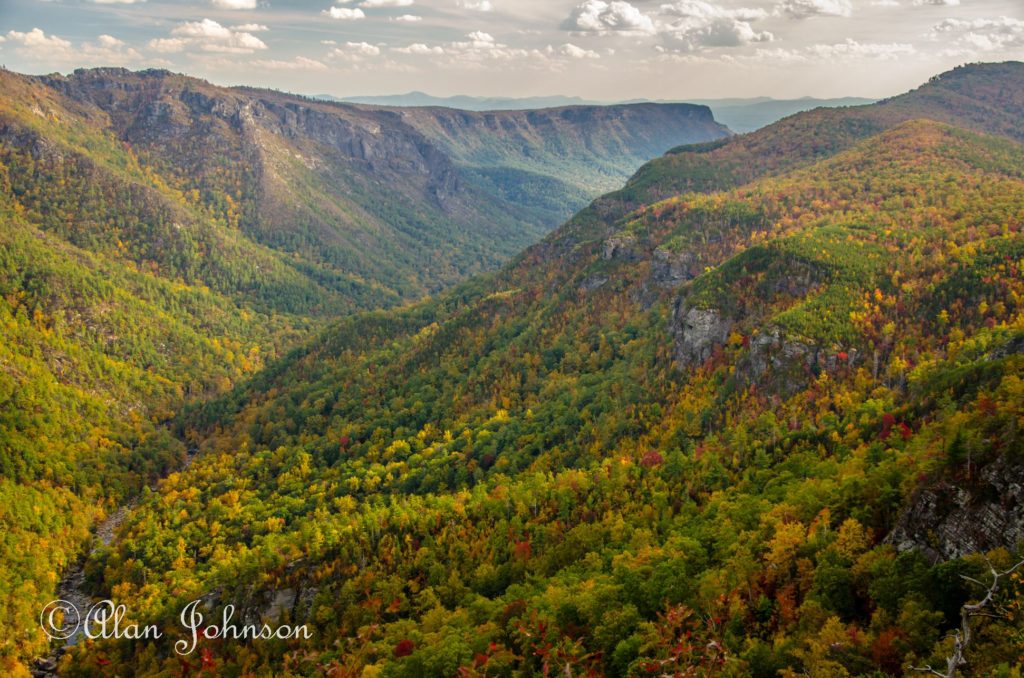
[233,23,269,31]
[914,0,959,5]
[459,0,493,10]
[930,16,1024,51]
[393,42,445,55]
[331,41,382,57]
[391,14,422,21]
[391,31,554,66]
[662,1,767,23]
[563,1,658,35]
[149,18,267,54]
[660,1,773,51]
[870,0,899,6]
[251,56,328,70]
[3,28,143,65]
[775,0,852,19]
[360,0,414,6]
[96,34,123,48]
[564,0,772,50]
[560,43,600,58]
[325,6,366,19]
[85,34,144,63]
[3,27,72,50]
[148,38,190,52]
[450,31,509,52]
[806,38,914,58]
[212,0,257,8]
[751,39,914,62]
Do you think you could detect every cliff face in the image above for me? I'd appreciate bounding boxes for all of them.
[393,102,729,194]
[671,306,733,369]
[887,455,1024,562]
[42,68,467,213]
[21,68,732,306]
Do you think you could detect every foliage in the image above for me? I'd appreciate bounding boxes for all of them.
[61,119,1024,676]
[6,63,1024,676]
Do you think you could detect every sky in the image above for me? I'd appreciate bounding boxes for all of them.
[0,0,1022,100]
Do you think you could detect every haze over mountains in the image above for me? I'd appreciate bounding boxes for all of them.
[5,60,1017,676]
[327,92,876,133]
[2,61,1024,677]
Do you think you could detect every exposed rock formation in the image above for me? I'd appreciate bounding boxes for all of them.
[602,234,640,261]
[887,455,1024,563]
[748,328,817,379]
[578,274,608,293]
[262,588,298,622]
[650,248,696,287]
[671,304,732,368]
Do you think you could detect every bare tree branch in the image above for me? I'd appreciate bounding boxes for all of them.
[908,557,1024,678]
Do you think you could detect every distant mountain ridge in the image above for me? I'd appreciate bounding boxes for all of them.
[688,97,875,133]
[320,91,602,110]
[324,91,877,133]
[596,60,1024,230]
[7,67,728,311]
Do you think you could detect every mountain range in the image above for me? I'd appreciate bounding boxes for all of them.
[2,62,1024,676]
[327,92,876,133]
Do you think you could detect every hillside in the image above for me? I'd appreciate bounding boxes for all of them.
[614,61,1024,214]
[30,67,727,305]
[0,71,330,669]
[388,102,727,211]
[60,65,1024,676]
[0,66,729,673]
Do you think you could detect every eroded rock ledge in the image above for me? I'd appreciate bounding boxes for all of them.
[886,455,1024,563]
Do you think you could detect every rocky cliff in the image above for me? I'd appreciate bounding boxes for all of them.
[19,67,731,308]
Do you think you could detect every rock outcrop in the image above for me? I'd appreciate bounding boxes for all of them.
[602,235,640,262]
[886,455,1024,562]
[578,274,608,293]
[747,328,817,382]
[671,304,732,368]
[650,248,697,287]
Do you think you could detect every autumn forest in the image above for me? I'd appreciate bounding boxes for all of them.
[1,61,1023,677]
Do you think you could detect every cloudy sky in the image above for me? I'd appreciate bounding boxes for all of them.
[0,0,1022,99]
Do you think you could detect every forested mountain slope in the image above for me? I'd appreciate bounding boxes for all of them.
[0,72,324,669]
[386,102,731,203]
[20,67,728,306]
[0,66,729,673]
[604,61,1024,221]
[330,92,878,134]
[63,65,1024,676]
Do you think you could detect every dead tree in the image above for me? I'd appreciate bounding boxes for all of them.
[910,556,1024,678]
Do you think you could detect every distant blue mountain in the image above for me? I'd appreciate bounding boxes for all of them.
[688,97,876,133]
